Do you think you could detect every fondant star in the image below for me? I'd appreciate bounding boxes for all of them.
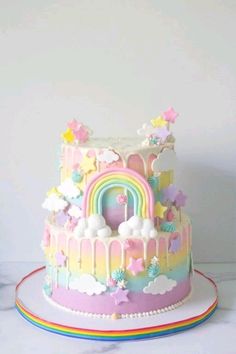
[55,251,67,267]
[74,125,89,143]
[56,211,69,226]
[169,235,181,253]
[46,187,61,197]
[67,119,79,131]
[163,107,179,123]
[175,190,187,208]
[110,287,129,305]
[127,257,144,276]
[162,184,178,203]
[151,116,167,128]
[61,128,75,143]
[117,279,127,289]
[155,202,167,219]
[154,126,171,143]
[80,156,96,174]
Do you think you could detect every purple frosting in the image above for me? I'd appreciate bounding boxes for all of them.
[51,278,191,315]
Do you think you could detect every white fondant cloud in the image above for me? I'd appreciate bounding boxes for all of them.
[74,214,112,238]
[58,178,81,199]
[152,149,177,173]
[97,149,119,164]
[68,205,82,218]
[118,216,157,239]
[42,194,68,212]
[143,275,177,295]
[69,274,106,295]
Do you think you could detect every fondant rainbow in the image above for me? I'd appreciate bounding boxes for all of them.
[82,168,155,219]
[15,267,218,341]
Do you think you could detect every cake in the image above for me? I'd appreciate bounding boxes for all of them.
[41,108,192,319]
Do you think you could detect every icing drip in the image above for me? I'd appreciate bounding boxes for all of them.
[156,238,159,261]
[65,235,71,271]
[105,241,110,280]
[120,240,125,268]
[77,238,82,271]
[166,237,169,269]
[143,239,148,265]
[91,239,96,275]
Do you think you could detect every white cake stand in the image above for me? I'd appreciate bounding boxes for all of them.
[15,267,217,341]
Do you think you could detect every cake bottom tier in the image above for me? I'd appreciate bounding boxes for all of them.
[42,215,193,318]
[45,277,192,318]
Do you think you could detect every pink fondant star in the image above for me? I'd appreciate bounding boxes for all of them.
[68,119,79,131]
[74,125,89,143]
[110,288,129,305]
[163,107,179,123]
[127,257,144,276]
[55,251,67,267]
[174,190,187,208]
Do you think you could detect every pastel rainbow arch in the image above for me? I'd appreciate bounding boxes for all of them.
[82,168,155,219]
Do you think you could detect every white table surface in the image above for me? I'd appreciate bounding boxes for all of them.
[0,262,235,354]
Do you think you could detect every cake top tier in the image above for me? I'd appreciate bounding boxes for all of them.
[42,107,187,236]
[61,106,178,149]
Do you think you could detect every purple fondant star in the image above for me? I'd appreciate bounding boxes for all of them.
[169,235,181,253]
[56,211,69,226]
[162,184,178,203]
[163,107,179,123]
[55,251,67,267]
[127,257,144,276]
[154,126,171,143]
[175,190,187,208]
[110,288,129,305]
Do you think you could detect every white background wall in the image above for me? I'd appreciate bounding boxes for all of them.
[0,0,235,263]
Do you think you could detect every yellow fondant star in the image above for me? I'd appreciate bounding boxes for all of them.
[46,187,61,197]
[154,202,167,219]
[151,116,167,128]
[80,156,96,174]
[61,128,75,143]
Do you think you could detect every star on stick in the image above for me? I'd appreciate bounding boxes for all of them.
[155,202,167,219]
[127,257,144,276]
[61,128,75,143]
[174,190,187,208]
[110,288,129,305]
[163,107,179,123]
[151,116,167,128]
[154,126,171,143]
[162,184,178,203]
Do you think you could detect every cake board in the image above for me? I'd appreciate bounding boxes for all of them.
[15,267,218,341]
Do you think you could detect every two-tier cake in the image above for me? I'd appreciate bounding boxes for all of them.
[41,108,192,319]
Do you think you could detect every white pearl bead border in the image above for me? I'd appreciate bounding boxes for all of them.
[43,289,192,319]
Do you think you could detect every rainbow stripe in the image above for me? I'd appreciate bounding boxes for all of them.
[82,168,155,219]
[15,267,217,341]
